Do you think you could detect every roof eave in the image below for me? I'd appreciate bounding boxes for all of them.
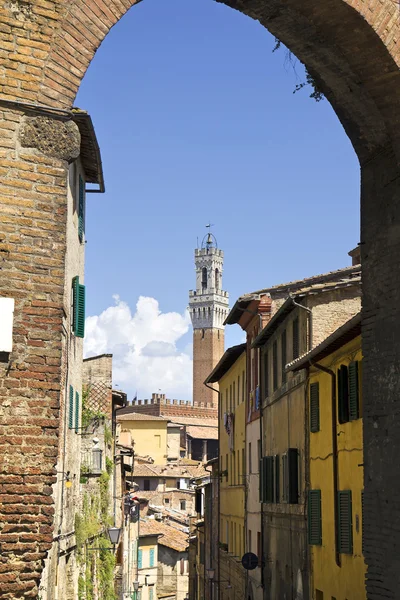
[71,109,105,193]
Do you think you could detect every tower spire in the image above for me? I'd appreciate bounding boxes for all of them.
[188,227,229,407]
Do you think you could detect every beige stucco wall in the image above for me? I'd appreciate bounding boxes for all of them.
[121,419,168,465]
[167,425,181,461]
[40,159,86,600]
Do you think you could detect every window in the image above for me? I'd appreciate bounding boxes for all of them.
[338,490,353,554]
[78,174,85,242]
[68,385,74,429]
[164,497,170,504]
[310,382,320,432]
[233,381,236,409]
[233,451,236,485]
[154,435,161,448]
[225,389,228,414]
[138,549,143,569]
[257,439,261,463]
[248,443,252,474]
[143,479,150,491]
[242,448,245,480]
[282,449,299,504]
[72,276,85,338]
[272,341,278,391]
[338,362,360,423]
[202,267,207,290]
[262,456,274,503]
[257,532,261,566]
[248,529,252,553]
[215,268,219,290]
[274,455,280,503]
[75,391,80,433]
[308,490,322,545]
[292,317,299,359]
[149,586,154,600]
[180,500,186,511]
[281,330,287,384]
[229,384,232,413]
[263,350,269,399]
[238,374,240,403]
[149,547,155,567]
[180,558,185,575]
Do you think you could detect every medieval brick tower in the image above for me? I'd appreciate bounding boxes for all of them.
[189,231,229,407]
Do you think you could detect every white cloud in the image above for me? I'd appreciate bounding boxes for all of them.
[84,296,192,400]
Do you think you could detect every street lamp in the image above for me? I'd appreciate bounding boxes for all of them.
[206,568,215,580]
[107,526,121,546]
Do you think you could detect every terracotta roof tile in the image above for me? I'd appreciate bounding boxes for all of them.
[140,519,189,552]
[117,413,168,422]
[185,426,218,440]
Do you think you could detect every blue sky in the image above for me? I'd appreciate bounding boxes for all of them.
[78,0,359,399]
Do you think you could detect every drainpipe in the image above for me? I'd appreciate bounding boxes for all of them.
[290,296,313,351]
[310,360,341,568]
[204,382,221,600]
[258,351,265,592]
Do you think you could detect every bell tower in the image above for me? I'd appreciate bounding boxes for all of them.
[188,230,229,407]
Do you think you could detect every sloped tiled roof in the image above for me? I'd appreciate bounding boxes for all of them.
[140,519,189,552]
[168,416,218,427]
[185,426,218,440]
[117,413,168,422]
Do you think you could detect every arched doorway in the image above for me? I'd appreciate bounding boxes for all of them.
[1,1,400,598]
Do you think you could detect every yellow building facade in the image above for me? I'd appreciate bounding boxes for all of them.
[205,344,246,600]
[289,313,365,600]
[117,413,168,465]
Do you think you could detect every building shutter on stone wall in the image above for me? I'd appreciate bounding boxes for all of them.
[75,391,79,433]
[272,341,278,391]
[78,174,85,242]
[308,490,322,545]
[259,458,263,503]
[263,456,274,503]
[348,361,359,420]
[274,455,280,503]
[68,385,74,429]
[149,547,155,567]
[310,382,320,433]
[292,317,299,360]
[72,276,86,338]
[338,365,349,423]
[338,490,353,554]
[138,549,142,568]
[288,448,299,504]
[281,330,287,383]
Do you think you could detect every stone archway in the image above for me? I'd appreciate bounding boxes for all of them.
[1,1,400,598]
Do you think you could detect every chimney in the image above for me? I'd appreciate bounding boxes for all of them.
[348,245,361,266]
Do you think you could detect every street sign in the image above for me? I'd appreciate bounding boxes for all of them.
[241,552,259,570]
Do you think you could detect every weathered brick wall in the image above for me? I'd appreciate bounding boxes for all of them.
[193,328,224,407]
[1,0,400,598]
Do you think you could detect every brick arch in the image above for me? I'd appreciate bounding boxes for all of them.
[37,0,400,162]
[1,1,400,598]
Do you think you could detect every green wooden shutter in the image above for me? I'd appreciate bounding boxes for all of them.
[265,457,274,503]
[259,459,264,503]
[75,391,79,433]
[338,490,353,554]
[348,361,359,421]
[274,455,280,503]
[310,382,320,433]
[281,330,287,383]
[149,547,155,567]
[138,549,142,568]
[263,350,269,400]
[361,490,364,555]
[72,276,86,338]
[68,385,74,429]
[308,490,322,545]
[272,341,278,391]
[288,448,299,504]
[78,175,85,242]
[338,365,349,424]
[292,317,299,360]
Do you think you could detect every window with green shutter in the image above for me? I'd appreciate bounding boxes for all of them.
[274,455,280,503]
[338,490,353,554]
[263,350,269,400]
[308,490,322,545]
[149,547,155,567]
[288,448,299,504]
[68,385,74,429]
[348,361,359,421]
[292,317,299,359]
[263,456,274,503]
[310,382,320,433]
[259,458,263,503]
[281,330,287,384]
[78,174,85,242]
[72,276,86,338]
[138,549,142,569]
[272,341,278,391]
[75,391,80,433]
[338,365,349,423]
